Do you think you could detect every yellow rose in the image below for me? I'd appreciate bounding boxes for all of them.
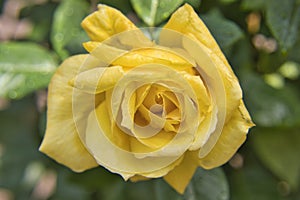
[39,4,254,194]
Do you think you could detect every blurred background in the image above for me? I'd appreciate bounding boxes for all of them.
[0,0,299,199]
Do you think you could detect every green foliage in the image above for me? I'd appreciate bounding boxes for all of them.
[97,168,228,200]
[20,2,57,42]
[0,42,57,99]
[130,0,184,26]
[100,0,133,14]
[227,149,284,200]
[184,168,229,200]
[265,0,300,52]
[241,72,300,127]
[241,0,265,10]
[252,127,300,190]
[184,0,202,9]
[0,98,43,198]
[201,9,243,50]
[0,0,300,199]
[130,0,201,26]
[51,0,90,59]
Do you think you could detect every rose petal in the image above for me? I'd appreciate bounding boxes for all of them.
[84,101,182,178]
[107,64,199,157]
[161,4,233,74]
[81,4,137,42]
[81,4,152,51]
[182,36,226,157]
[181,72,219,150]
[88,43,128,65]
[130,129,175,152]
[135,84,152,110]
[39,55,98,172]
[199,100,255,168]
[130,156,184,179]
[164,151,199,194]
[161,4,244,153]
[160,4,247,158]
[113,47,193,71]
[69,66,124,94]
[181,72,211,112]
[82,41,101,52]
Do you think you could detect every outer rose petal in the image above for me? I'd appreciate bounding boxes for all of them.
[81,4,152,51]
[69,66,125,94]
[199,100,255,168]
[130,156,184,180]
[162,3,242,119]
[163,4,233,74]
[162,4,250,158]
[39,55,98,172]
[81,4,137,42]
[164,151,199,194]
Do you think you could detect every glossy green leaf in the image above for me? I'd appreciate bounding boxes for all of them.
[130,0,184,26]
[251,127,300,190]
[51,0,89,59]
[0,42,57,99]
[201,9,244,50]
[266,0,300,51]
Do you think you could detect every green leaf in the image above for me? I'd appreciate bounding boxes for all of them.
[154,179,183,200]
[20,2,57,42]
[201,9,244,50]
[240,71,300,127]
[51,0,90,59]
[100,180,155,200]
[241,0,266,10]
[0,97,42,198]
[130,0,184,26]
[184,0,201,9]
[183,168,229,200]
[100,0,133,13]
[0,42,57,99]
[52,169,90,200]
[266,0,300,51]
[288,38,300,64]
[251,127,300,190]
[100,167,228,200]
[228,151,284,200]
[69,167,120,190]
[219,0,237,4]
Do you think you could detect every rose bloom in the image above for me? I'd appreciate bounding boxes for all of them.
[40,4,254,194]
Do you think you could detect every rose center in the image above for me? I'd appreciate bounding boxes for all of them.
[133,83,181,133]
[149,103,163,116]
